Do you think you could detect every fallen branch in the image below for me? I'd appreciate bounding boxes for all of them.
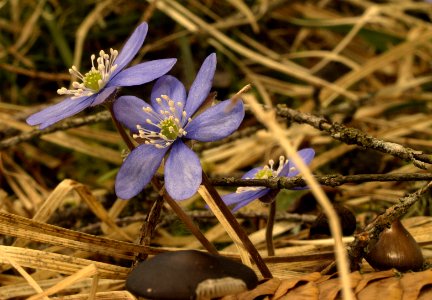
[0,111,111,150]
[276,105,432,169]
[210,173,432,189]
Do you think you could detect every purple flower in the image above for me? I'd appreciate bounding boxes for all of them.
[222,148,315,212]
[27,22,176,129]
[114,53,245,200]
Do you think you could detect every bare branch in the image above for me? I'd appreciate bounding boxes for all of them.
[276,104,432,169]
[0,112,111,150]
[210,173,432,189]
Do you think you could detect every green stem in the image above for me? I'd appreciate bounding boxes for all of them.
[201,171,272,278]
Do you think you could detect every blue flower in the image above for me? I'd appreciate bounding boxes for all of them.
[27,22,176,129]
[222,148,315,212]
[114,53,245,200]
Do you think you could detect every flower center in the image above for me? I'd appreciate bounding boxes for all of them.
[160,118,180,140]
[133,95,191,149]
[57,49,118,98]
[255,168,275,179]
[83,69,103,91]
[236,156,287,193]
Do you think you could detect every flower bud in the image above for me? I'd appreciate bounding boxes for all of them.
[365,219,423,271]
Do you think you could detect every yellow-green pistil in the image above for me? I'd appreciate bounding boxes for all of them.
[160,118,180,140]
[57,49,118,98]
[255,168,275,179]
[83,69,103,91]
[133,95,191,149]
[236,157,289,193]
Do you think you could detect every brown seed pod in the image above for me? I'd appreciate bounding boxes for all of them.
[365,219,424,271]
[126,250,258,299]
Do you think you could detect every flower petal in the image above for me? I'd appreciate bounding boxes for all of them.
[150,75,187,120]
[279,148,315,177]
[108,59,177,87]
[164,141,202,200]
[91,86,117,106]
[184,53,216,117]
[26,96,94,129]
[222,188,269,212]
[185,99,244,142]
[115,144,168,199]
[113,22,148,75]
[113,96,159,132]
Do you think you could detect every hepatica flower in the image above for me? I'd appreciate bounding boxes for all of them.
[114,53,245,200]
[223,148,315,212]
[27,22,176,129]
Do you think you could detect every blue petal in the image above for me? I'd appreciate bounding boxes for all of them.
[112,22,148,76]
[115,144,168,199]
[91,86,117,106]
[184,53,216,117]
[164,141,202,200]
[113,96,159,132]
[279,148,315,177]
[150,75,187,121]
[26,96,94,129]
[185,99,244,142]
[222,188,269,212]
[109,59,177,87]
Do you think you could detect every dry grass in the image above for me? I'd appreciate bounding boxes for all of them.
[1,0,432,299]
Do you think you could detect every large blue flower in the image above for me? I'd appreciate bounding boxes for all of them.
[222,148,315,212]
[114,53,245,201]
[27,22,176,129]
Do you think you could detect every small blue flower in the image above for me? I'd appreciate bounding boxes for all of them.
[114,53,245,201]
[27,22,177,129]
[222,148,315,212]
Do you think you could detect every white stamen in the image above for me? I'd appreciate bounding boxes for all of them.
[57,49,118,99]
[235,157,288,194]
[133,94,194,149]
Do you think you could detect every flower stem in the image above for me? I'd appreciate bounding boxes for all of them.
[107,103,218,256]
[107,104,136,151]
[150,178,219,255]
[265,201,276,256]
[201,171,272,278]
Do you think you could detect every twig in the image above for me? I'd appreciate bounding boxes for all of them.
[276,104,432,169]
[0,63,70,81]
[348,181,432,271]
[210,173,432,189]
[136,197,165,261]
[78,210,317,234]
[0,111,111,150]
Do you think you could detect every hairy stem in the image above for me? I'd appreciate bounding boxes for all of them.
[107,104,219,256]
[201,171,272,278]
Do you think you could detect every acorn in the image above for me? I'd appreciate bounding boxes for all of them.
[365,219,423,271]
